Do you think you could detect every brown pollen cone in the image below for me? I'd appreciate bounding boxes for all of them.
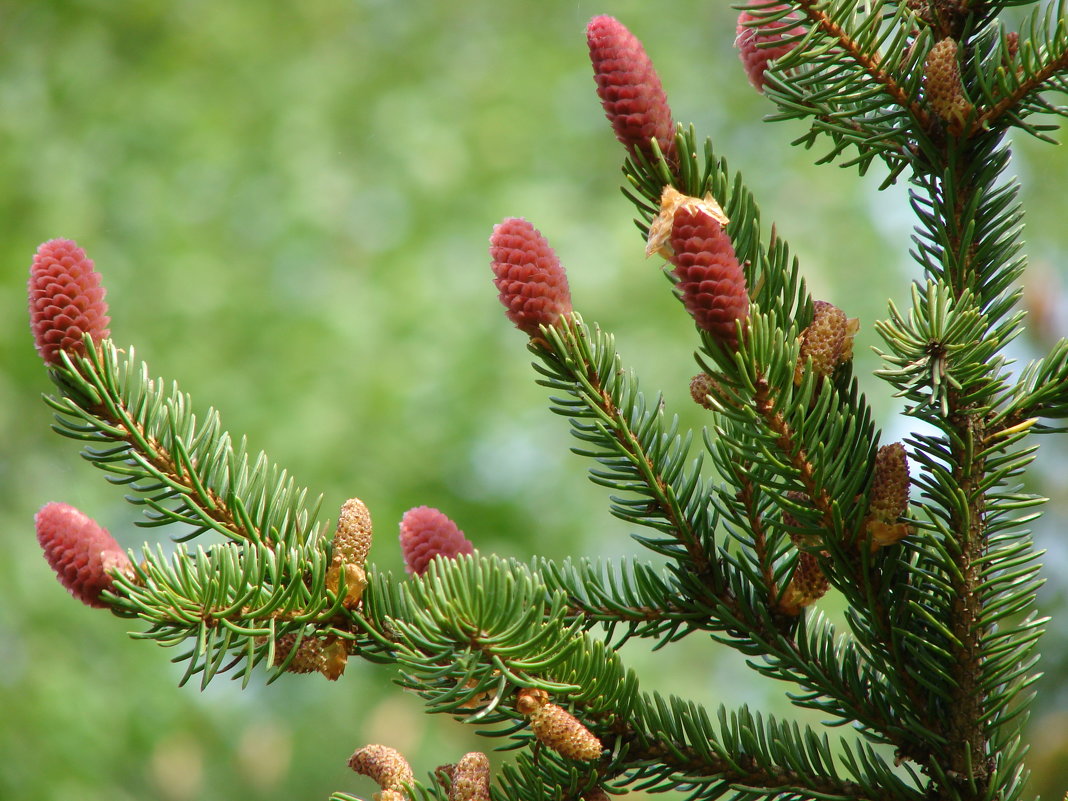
[924,38,973,132]
[327,497,372,608]
[271,633,323,674]
[778,550,830,616]
[794,300,858,385]
[348,744,414,796]
[440,752,490,801]
[865,442,911,549]
[690,373,719,410]
[516,688,603,761]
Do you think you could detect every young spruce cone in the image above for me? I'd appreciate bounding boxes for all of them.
[35,502,133,609]
[439,752,491,801]
[399,506,474,576]
[28,238,111,365]
[735,1,806,92]
[865,442,911,549]
[348,744,414,800]
[490,218,573,339]
[516,688,603,761]
[587,15,676,167]
[924,38,973,131]
[326,497,372,608]
[669,205,749,350]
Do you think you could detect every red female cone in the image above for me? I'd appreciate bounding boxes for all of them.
[28,238,110,365]
[399,506,474,576]
[35,502,132,608]
[736,2,806,92]
[669,206,749,349]
[490,218,573,338]
[587,15,676,167]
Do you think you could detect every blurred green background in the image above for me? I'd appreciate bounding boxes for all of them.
[2,1,1068,798]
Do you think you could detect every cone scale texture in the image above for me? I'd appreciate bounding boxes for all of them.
[28,238,110,365]
[399,506,474,576]
[35,502,132,608]
[735,2,806,92]
[490,218,573,337]
[669,207,749,349]
[587,15,676,166]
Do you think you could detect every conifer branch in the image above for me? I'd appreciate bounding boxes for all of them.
[47,340,323,548]
[534,318,714,575]
[977,44,1068,131]
[792,0,933,130]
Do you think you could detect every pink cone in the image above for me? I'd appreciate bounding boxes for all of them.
[490,218,573,338]
[35,502,132,608]
[736,2,806,92]
[670,207,749,349]
[28,238,110,365]
[399,506,474,576]
[587,15,676,167]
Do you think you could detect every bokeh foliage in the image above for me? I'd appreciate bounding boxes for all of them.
[2,1,1068,798]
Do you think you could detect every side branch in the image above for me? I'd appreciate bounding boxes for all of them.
[52,352,250,542]
[975,44,1068,133]
[794,0,932,129]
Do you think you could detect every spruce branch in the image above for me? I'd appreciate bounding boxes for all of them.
[753,0,932,176]
[791,0,933,127]
[972,1,1068,136]
[533,317,715,576]
[46,339,324,549]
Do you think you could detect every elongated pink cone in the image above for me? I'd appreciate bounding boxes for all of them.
[587,15,676,167]
[399,506,474,576]
[28,238,110,365]
[490,218,573,337]
[670,207,749,349]
[35,502,132,608]
[736,2,806,92]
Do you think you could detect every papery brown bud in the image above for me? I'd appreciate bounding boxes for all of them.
[669,206,749,349]
[924,38,973,131]
[348,744,414,795]
[866,443,911,548]
[28,239,111,365]
[646,186,728,260]
[794,300,859,384]
[319,637,349,681]
[399,506,474,576]
[587,15,676,167]
[778,550,830,615]
[327,498,373,607]
[442,752,490,801]
[490,218,573,338]
[35,502,132,608]
[735,2,806,92]
[583,790,613,801]
[516,688,603,761]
